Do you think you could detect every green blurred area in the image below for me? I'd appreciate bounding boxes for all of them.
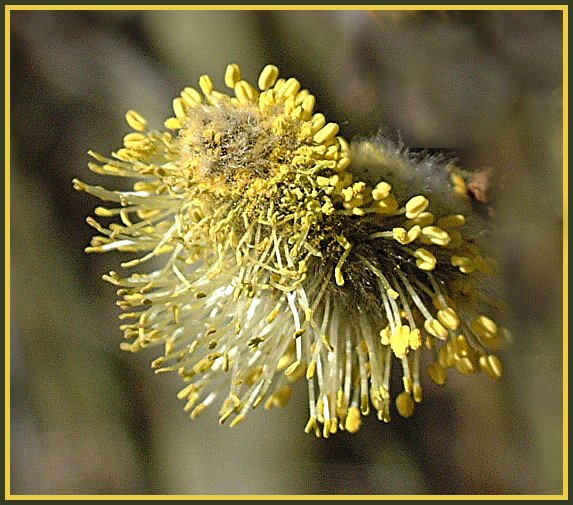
[9,9,564,495]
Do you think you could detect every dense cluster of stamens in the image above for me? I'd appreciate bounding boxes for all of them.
[74,64,510,437]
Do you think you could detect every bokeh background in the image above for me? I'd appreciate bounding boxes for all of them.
[9,8,564,496]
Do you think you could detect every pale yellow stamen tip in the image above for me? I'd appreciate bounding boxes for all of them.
[414,248,437,271]
[437,307,460,330]
[224,63,242,89]
[199,75,214,96]
[479,354,503,379]
[164,117,182,130]
[229,414,245,428]
[451,255,476,274]
[437,214,466,229]
[405,195,429,219]
[234,80,257,104]
[474,315,498,335]
[422,226,450,246]
[313,122,339,144]
[181,87,203,107]
[424,318,448,340]
[172,97,187,119]
[258,64,279,90]
[125,110,148,132]
[372,181,392,200]
[302,94,316,115]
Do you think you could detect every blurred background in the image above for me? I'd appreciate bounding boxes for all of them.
[9,9,564,495]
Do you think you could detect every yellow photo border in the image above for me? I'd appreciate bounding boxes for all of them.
[4,3,568,501]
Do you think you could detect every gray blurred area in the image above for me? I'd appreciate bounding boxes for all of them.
[9,9,564,495]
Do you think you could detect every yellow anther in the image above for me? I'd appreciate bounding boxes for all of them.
[229,414,245,428]
[172,97,187,119]
[438,344,454,368]
[284,360,301,376]
[375,194,398,214]
[199,74,214,96]
[437,307,460,330]
[123,132,149,149]
[234,80,257,103]
[414,248,437,271]
[474,315,498,335]
[427,362,447,385]
[164,117,182,130]
[445,230,463,248]
[125,110,148,132]
[453,334,470,357]
[451,255,476,274]
[475,256,500,275]
[405,195,429,219]
[176,383,197,400]
[392,227,407,243]
[190,403,208,419]
[265,385,292,409]
[345,406,362,433]
[257,64,279,90]
[180,87,203,107]
[380,326,390,346]
[335,156,351,172]
[455,356,477,375]
[224,63,242,89]
[306,360,317,380]
[396,392,415,418]
[277,77,301,99]
[386,288,399,300]
[336,235,351,249]
[405,225,422,244]
[437,214,466,228]
[372,182,392,200]
[301,94,316,115]
[310,113,326,132]
[313,122,339,144]
[406,211,434,228]
[424,318,448,340]
[479,354,503,379]
[422,226,450,246]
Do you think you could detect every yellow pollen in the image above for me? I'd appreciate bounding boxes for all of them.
[345,406,362,433]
